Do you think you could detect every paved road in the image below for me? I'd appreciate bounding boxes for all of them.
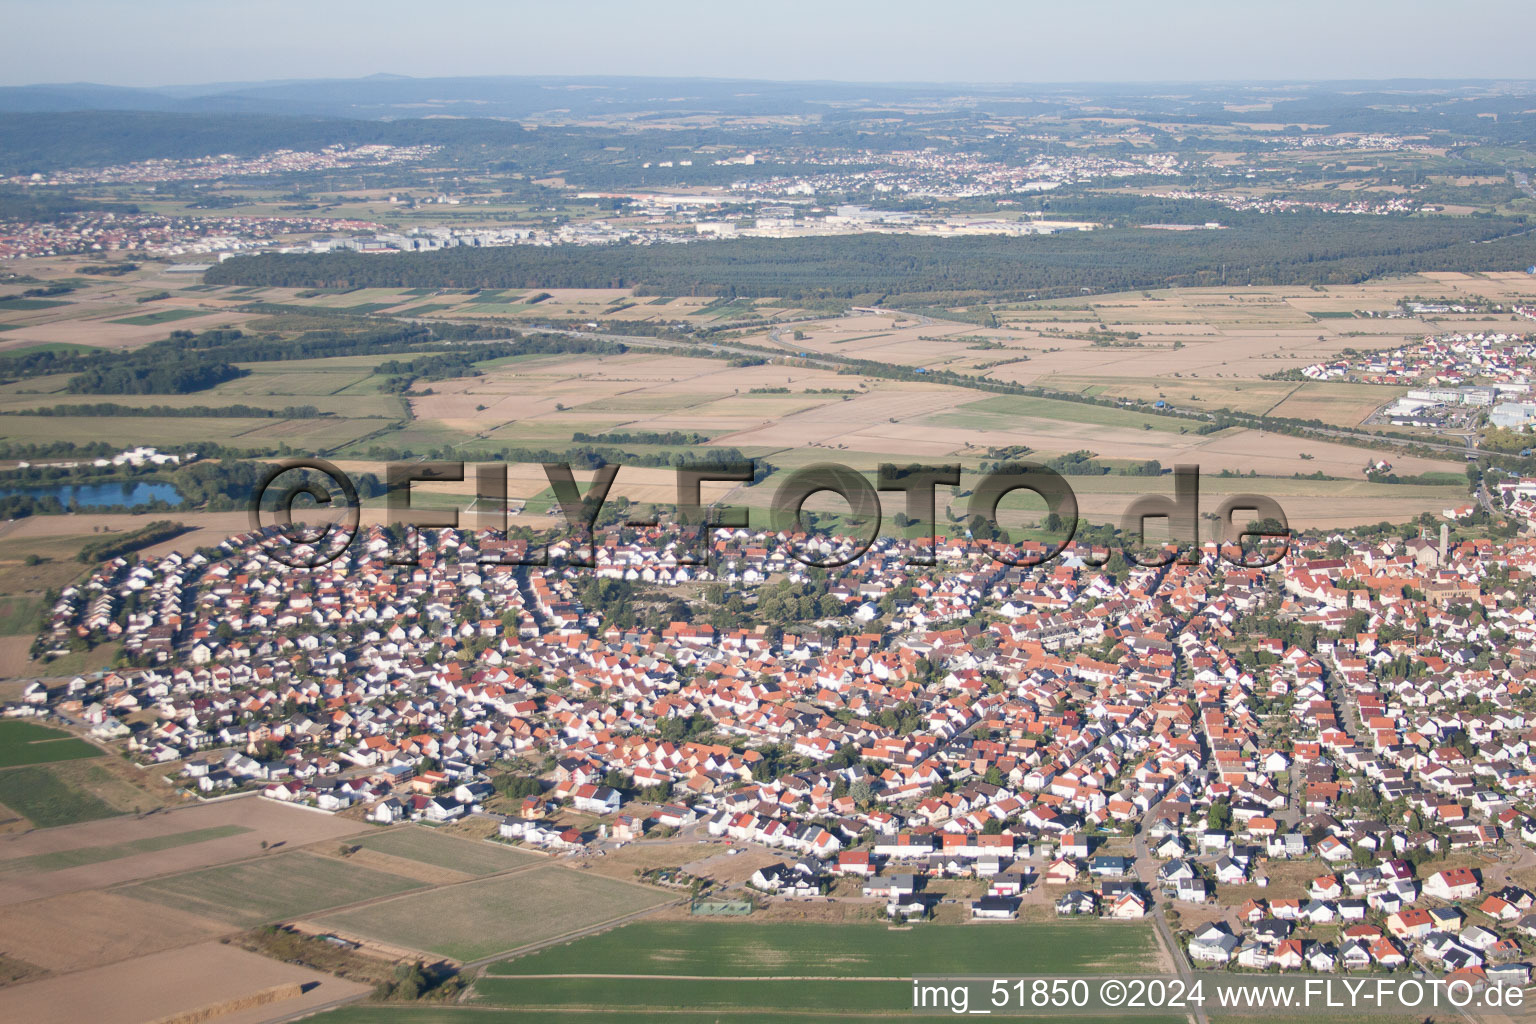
[1133,797,1210,1024]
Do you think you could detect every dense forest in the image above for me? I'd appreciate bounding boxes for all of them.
[65,361,245,395]
[206,214,1534,303]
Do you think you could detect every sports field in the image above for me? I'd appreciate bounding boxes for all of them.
[310,863,674,961]
[120,850,425,926]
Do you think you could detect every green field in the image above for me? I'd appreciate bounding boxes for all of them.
[0,764,120,827]
[306,1009,1183,1024]
[356,827,542,875]
[0,824,250,874]
[0,298,69,311]
[107,308,211,326]
[930,394,1193,434]
[0,342,95,359]
[0,389,400,418]
[312,864,673,961]
[489,920,1158,979]
[477,978,965,1013]
[0,720,104,768]
[0,595,43,635]
[121,850,425,925]
[468,920,1168,1021]
[0,413,395,451]
[395,303,459,315]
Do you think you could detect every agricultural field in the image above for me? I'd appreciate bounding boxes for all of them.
[0,271,1498,556]
[932,393,1205,434]
[0,890,231,972]
[0,940,370,1024]
[0,798,368,901]
[0,720,103,767]
[478,977,965,1014]
[464,920,1161,1020]
[0,274,254,351]
[0,412,376,449]
[0,743,177,834]
[0,824,250,876]
[353,826,543,876]
[485,920,1160,979]
[0,530,99,662]
[310,863,674,961]
[120,850,426,926]
[305,1009,1180,1024]
[0,764,122,828]
[107,308,210,327]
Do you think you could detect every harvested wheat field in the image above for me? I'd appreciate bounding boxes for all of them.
[0,310,252,351]
[1,890,229,971]
[0,798,371,905]
[409,351,858,441]
[0,941,368,1024]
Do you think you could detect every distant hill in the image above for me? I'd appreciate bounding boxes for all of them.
[1,74,1532,122]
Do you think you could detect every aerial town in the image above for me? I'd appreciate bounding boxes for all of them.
[3,23,1536,1022]
[16,477,1536,989]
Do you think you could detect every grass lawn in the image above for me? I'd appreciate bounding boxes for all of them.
[487,920,1159,978]
[355,827,542,875]
[121,850,425,926]
[107,308,210,326]
[312,864,673,961]
[0,720,104,768]
[0,763,120,826]
[0,823,250,874]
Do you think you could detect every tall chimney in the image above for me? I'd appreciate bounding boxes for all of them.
[1439,522,1449,564]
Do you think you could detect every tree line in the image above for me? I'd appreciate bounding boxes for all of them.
[205,213,1531,303]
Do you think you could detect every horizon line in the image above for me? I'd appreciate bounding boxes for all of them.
[8,71,1536,92]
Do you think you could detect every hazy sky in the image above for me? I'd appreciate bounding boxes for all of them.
[5,0,1535,88]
